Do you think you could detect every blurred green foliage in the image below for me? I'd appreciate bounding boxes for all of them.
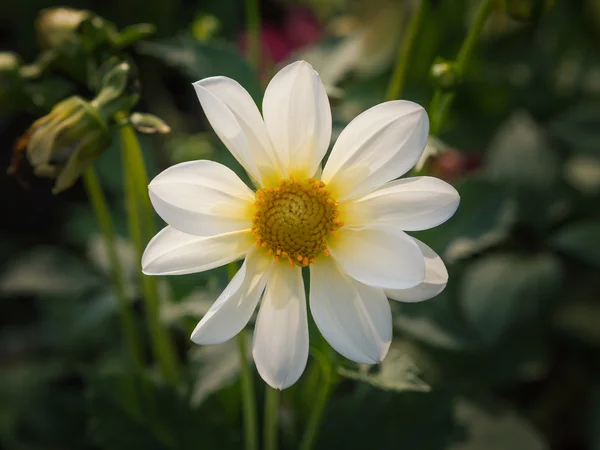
[2,0,600,449]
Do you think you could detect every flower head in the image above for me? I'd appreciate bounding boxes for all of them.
[142,61,460,389]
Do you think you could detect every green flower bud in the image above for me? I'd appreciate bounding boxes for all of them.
[502,0,556,22]
[192,14,220,41]
[430,59,461,91]
[25,96,111,193]
[0,52,21,72]
[130,113,171,134]
[35,7,91,50]
[91,61,140,119]
[34,7,121,84]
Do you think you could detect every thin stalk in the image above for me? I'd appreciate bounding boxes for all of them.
[118,116,180,385]
[385,0,428,101]
[228,263,259,450]
[245,0,262,69]
[428,0,495,134]
[236,333,258,450]
[299,355,335,450]
[263,387,279,450]
[83,167,144,367]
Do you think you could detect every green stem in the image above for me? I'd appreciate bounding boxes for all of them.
[385,0,428,101]
[454,0,495,75]
[83,167,144,368]
[299,356,335,450]
[118,115,180,385]
[263,387,279,450]
[245,0,262,68]
[428,0,495,134]
[237,333,258,450]
[228,263,259,450]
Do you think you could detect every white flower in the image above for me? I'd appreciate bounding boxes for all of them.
[142,61,460,389]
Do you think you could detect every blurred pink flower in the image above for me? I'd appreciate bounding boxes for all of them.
[238,8,321,65]
[432,149,483,182]
[283,9,322,50]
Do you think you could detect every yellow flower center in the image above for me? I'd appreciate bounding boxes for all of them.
[252,177,343,267]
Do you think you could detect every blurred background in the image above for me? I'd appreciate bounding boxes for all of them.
[2,0,600,449]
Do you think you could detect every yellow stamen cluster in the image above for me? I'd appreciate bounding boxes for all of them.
[252,177,342,267]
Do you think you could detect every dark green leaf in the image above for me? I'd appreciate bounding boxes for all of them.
[137,36,261,101]
[484,112,569,227]
[87,369,236,450]
[460,253,562,344]
[316,388,457,450]
[487,112,559,190]
[550,102,600,155]
[550,220,600,266]
[451,399,548,450]
[0,247,99,297]
[394,290,477,350]
[417,176,514,261]
[117,24,156,49]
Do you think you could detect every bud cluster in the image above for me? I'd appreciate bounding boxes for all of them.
[3,7,170,193]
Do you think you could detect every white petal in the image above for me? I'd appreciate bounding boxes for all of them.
[253,263,308,389]
[262,61,332,178]
[321,101,429,200]
[328,225,425,290]
[345,176,460,231]
[142,226,253,275]
[148,160,254,236]
[386,238,448,303]
[310,258,391,364]
[190,247,272,345]
[193,77,282,184]
[194,83,263,184]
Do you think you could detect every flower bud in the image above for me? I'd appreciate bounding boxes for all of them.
[502,0,556,22]
[430,58,460,91]
[192,14,220,41]
[130,113,171,134]
[24,96,111,193]
[35,7,91,50]
[91,61,140,119]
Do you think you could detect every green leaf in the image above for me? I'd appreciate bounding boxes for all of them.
[338,347,431,393]
[487,111,559,190]
[410,329,549,388]
[87,369,235,450]
[316,388,456,450]
[553,299,600,346]
[394,290,477,350]
[137,36,261,101]
[419,176,515,262]
[550,220,600,267]
[550,101,600,155]
[0,361,64,446]
[451,399,548,450]
[0,247,99,297]
[25,76,77,112]
[460,253,563,345]
[117,24,156,49]
[484,111,569,227]
[487,113,559,189]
